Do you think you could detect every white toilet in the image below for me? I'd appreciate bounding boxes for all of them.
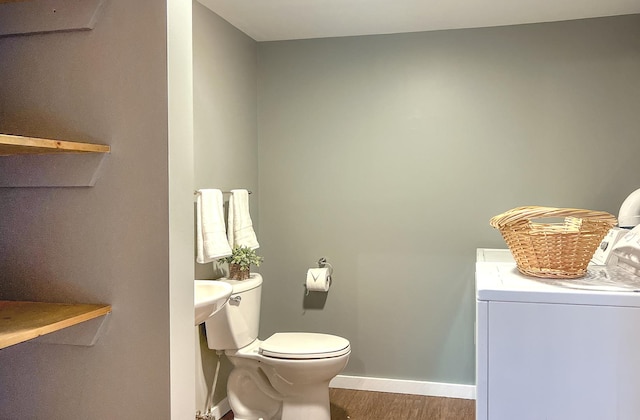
[204,273,351,420]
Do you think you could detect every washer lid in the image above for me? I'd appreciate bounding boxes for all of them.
[476,262,640,307]
[260,332,350,359]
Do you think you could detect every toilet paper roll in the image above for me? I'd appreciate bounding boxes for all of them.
[306,267,331,292]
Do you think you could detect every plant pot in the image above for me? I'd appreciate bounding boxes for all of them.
[228,263,250,280]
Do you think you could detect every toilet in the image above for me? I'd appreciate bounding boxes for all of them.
[204,273,350,420]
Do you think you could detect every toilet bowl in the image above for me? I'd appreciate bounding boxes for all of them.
[203,274,350,420]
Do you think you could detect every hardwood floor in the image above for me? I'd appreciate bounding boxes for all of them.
[329,389,475,420]
[219,388,475,420]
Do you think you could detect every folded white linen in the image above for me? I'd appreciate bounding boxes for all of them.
[227,189,259,249]
[196,189,232,263]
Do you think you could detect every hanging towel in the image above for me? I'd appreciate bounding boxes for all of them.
[227,189,259,249]
[196,189,232,263]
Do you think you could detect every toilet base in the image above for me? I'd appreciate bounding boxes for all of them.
[224,338,349,420]
[226,360,338,420]
[227,365,282,420]
[228,368,332,420]
[230,385,331,420]
[280,383,331,420]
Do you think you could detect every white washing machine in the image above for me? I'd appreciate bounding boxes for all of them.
[475,238,640,420]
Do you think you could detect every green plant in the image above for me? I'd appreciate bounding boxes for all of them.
[220,245,263,271]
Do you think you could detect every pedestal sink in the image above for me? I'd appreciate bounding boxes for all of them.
[194,280,233,326]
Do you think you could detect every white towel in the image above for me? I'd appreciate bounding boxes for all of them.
[227,189,259,249]
[196,189,232,263]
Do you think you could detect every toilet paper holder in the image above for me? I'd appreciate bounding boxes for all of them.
[304,257,333,295]
[317,257,333,277]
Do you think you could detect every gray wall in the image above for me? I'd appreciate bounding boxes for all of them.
[0,0,177,418]
[192,1,258,411]
[256,15,640,385]
[193,1,259,280]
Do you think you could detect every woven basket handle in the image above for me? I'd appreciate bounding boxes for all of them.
[490,206,617,228]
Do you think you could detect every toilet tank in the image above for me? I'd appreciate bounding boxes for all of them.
[204,273,262,350]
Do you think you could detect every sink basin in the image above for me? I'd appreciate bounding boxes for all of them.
[194,280,233,326]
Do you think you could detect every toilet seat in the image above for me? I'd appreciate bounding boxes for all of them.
[260,332,350,359]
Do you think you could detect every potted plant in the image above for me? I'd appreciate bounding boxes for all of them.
[220,245,263,280]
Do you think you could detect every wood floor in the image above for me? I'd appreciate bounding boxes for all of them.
[220,388,475,420]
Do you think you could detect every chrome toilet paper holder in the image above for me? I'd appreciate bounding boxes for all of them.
[304,257,333,295]
[317,257,334,278]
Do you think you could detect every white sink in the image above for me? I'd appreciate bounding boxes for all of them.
[194,280,232,326]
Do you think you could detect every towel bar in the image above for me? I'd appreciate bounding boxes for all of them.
[194,190,252,195]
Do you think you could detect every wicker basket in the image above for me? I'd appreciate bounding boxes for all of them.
[490,206,617,279]
[228,263,250,280]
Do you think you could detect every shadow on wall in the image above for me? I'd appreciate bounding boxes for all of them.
[303,290,329,309]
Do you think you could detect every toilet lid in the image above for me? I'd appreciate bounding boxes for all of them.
[260,333,350,359]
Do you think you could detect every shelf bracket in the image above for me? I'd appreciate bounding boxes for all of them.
[32,312,111,347]
[0,0,107,38]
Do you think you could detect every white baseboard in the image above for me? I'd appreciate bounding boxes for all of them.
[211,397,231,420]
[330,375,476,400]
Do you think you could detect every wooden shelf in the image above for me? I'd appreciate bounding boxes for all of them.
[0,301,112,349]
[0,134,110,156]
